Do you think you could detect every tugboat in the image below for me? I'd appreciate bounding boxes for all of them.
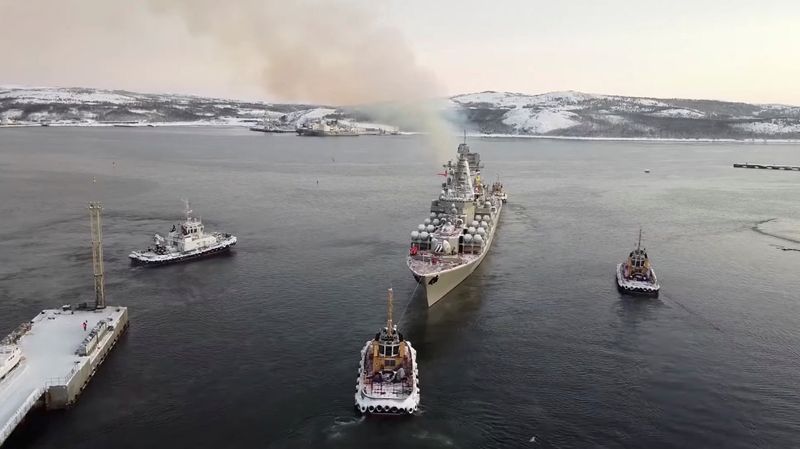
[129,200,237,265]
[0,344,22,380]
[355,288,420,415]
[491,176,508,203]
[616,229,660,296]
[407,137,504,307]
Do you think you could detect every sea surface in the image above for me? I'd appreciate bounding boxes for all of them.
[1,128,800,449]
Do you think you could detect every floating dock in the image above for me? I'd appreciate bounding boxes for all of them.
[0,307,129,445]
[0,202,128,446]
[733,163,800,171]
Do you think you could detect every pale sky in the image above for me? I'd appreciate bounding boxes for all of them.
[2,0,799,105]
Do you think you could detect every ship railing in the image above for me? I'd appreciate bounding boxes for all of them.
[362,377,413,398]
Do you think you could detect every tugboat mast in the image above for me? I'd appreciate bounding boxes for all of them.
[637,228,643,251]
[88,202,106,309]
[183,198,193,220]
[386,288,394,337]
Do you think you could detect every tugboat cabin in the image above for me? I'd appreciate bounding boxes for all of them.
[626,248,651,280]
[181,218,203,236]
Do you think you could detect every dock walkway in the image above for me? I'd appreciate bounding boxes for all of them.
[733,163,800,171]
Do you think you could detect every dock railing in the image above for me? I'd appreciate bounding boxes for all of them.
[0,387,43,445]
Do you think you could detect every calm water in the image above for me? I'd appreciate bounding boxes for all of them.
[1,128,800,448]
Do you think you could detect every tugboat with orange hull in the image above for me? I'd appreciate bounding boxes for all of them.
[616,229,660,297]
[354,288,420,415]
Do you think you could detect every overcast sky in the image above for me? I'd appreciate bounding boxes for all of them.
[2,0,798,105]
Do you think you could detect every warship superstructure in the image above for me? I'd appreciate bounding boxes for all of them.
[407,139,505,307]
[355,288,420,415]
[249,114,294,133]
[129,201,237,265]
[296,119,360,136]
[616,229,660,296]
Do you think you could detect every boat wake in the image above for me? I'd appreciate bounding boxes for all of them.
[412,430,456,447]
[325,416,366,440]
[660,293,724,333]
[752,218,800,246]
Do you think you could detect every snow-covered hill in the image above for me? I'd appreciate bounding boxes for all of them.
[3,85,800,139]
[448,91,800,138]
[0,86,336,128]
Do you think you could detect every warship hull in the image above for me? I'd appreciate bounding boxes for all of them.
[129,236,237,266]
[410,203,502,307]
[249,126,294,133]
[298,129,360,137]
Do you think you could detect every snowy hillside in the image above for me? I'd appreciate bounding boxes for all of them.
[3,85,800,139]
[0,86,336,128]
[449,91,800,139]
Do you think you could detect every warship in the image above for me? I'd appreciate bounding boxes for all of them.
[407,138,505,307]
[249,114,294,133]
[355,288,420,415]
[616,229,660,296]
[129,201,237,265]
[296,119,360,136]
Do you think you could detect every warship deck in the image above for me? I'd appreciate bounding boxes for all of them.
[408,253,480,275]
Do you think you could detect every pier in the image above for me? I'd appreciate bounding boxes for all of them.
[0,202,128,446]
[733,163,800,171]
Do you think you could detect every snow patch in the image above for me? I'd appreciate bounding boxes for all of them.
[502,108,579,133]
[650,108,705,119]
[732,120,800,135]
[0,87,136,105]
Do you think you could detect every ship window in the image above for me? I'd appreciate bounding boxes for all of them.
[385,359,396,367]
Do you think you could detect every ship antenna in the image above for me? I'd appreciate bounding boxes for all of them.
[88,202,106,309]
[463,129,467,144]
[637,228,642,251]
[182,198,192,220]
[386,288,394,336]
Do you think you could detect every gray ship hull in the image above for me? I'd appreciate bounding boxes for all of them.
[409,203,502,307]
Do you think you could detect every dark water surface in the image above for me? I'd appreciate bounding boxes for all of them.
[1,128,799,448]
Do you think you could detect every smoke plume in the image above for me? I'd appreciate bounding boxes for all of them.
[149,0,456,159]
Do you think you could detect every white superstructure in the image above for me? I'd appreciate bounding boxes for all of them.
[129,200,237,265]
[407,139,505,307]
[0,346,21,380]
[296,119,360,136]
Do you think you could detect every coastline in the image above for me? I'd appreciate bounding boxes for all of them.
[2,123,799,143]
